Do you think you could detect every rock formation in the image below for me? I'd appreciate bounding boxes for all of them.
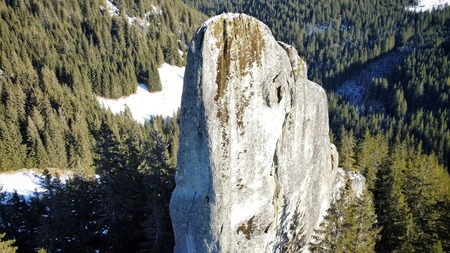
[170,13,339,252]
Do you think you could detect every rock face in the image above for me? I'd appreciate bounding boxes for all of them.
[170,14,338,252]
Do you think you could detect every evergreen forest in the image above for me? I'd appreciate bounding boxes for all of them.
[0,0,203,251]
[0,0,449,252]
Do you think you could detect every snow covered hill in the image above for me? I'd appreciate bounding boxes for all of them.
[406,0,450,12]
[97,63,185,124]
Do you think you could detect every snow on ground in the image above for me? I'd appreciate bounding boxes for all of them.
[105,0,119,16]
[0,170,44,196]
[406,0,450,12]
[126,16,150,28]
[335,49,410,112]
[97,63,185,124]
[311,24,329,33]
[0,169,72,197]
[104,0,160,27]
[151,5,163,15]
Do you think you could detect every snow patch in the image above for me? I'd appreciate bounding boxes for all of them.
[333,169,366,199]
[126,16,150,28]
[0,169,72,197]
[335,49,408,111]
[97,63,185,123]
[308,23,352,35]
[336,80,365,106]
[104,0,151,28]
[312,24,329,33]
[406,0,450,12]
[0,170,44,196]
[151,5,162,15]
[105,0,119,16]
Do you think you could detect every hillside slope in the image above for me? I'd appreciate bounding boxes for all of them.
[0,0,204,172]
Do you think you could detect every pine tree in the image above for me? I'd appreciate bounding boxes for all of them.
[352,191,381,253]
[148,58,162,92]
[310,177,380,253]
[376,142,415,252]
[357,131,389,191]
[25,116,49,168]
[310,200,342,253]
[339,128,356,171]
[0,233,17,253]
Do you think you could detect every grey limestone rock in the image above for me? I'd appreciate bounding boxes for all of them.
[170,13,338,252]
[333,168,367,199]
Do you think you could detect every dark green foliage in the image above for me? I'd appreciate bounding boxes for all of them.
[375,142,450,252]
[184,0,415,87]
[147,59,162,92]
[323,13,450,248]
[310,178,381,253]
[331,108,450,252]
[338,127,357,171]
[0,0,204,171]
[0,233,17,253]
[0,191,36,252]
[0,0,201,252]
[356,131,389,191]
[0,0,449,252]
[0,115,179,252]
[188,0,450,172]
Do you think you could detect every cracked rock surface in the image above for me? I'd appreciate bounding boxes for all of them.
[170,13,338,253]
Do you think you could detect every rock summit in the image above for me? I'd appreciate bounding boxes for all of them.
[170,13,339,252]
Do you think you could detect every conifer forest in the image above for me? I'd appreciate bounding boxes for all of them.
[0,0,449,252]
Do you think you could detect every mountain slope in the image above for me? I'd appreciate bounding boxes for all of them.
[0,0,204,172]
[186,1,450,252]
